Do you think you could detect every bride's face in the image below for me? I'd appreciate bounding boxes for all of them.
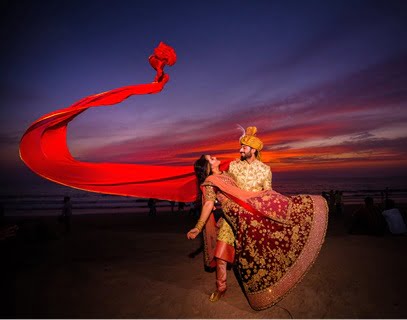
[205,155,220,170]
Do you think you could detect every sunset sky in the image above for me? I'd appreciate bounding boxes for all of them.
[1,0,407,191]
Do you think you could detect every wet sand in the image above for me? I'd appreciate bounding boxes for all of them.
[2,205,407,318]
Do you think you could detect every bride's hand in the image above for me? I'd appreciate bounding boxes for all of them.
[187,228,200,239]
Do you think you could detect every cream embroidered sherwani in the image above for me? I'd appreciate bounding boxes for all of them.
[228,159,272,191]
[217,159,272,247]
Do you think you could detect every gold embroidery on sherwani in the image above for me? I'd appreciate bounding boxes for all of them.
[228,159,272,191]
[216,160,272,247]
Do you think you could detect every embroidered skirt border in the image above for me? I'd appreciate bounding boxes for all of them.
[246,195,328,310]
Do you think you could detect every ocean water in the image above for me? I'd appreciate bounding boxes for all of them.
[273,176,406,204]
[1,176,406,217]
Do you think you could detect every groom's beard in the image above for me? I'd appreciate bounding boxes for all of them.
[240,151,251,161]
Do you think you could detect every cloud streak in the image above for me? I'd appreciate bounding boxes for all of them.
[64,52,407,177]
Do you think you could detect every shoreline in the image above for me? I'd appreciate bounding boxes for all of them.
[4,201,406,218]
[3,198,406,217]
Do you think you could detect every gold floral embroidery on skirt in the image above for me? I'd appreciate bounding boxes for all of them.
[221,195,314,294]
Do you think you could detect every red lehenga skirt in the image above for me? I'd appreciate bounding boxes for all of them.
[218,193,327,310]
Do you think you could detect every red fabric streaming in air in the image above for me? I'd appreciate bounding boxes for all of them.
[19,43,230,202]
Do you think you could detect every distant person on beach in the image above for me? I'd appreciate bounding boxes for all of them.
[0,203,19,241]
[382,199,407,235]
[328,190,336,213]
[148,198,157,216]
[187,154,327,310]
[177,201,185,213]
[61,196,72,233]
[349,197,385,235]
[321,191,329,203]
[187,202,195,216]
[335,190,343,214]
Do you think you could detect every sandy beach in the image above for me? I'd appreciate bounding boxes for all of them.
[2,204,407,319]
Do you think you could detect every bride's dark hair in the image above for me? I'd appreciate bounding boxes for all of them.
[194,155,210,185]
[194,155,210,204]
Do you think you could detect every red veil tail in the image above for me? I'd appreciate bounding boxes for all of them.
[19,43,198,202]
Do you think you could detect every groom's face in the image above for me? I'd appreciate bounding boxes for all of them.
[240,145,253,161]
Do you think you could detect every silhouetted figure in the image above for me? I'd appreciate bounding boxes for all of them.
[177,201,185,213]
[382,199,407,235]
[187,202,194,216]
[328,190,335,213]
[384,187,389,201]
[380,191,385,207]
[148,198,157,216]
[335,190,343,215]
[169,201,175,213]
[61,196,72,233]
[0,203,19,241]
[187,201,202,219]
[349,197,385,235]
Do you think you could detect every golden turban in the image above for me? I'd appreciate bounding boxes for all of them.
[240,126,263,159]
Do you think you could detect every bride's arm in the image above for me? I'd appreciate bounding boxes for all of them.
[187,200,214,240]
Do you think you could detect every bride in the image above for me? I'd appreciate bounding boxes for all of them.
[187,154,328,310]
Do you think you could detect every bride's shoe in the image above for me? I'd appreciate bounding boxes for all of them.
[209,290,226,302]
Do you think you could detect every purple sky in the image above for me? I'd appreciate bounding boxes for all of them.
[1,0,407,192]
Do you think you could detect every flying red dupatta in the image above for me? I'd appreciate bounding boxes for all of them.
[19,42,229,202]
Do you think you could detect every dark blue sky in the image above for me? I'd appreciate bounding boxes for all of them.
[1,0,407,190]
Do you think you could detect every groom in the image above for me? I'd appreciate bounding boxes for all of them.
[210,126,272,302]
